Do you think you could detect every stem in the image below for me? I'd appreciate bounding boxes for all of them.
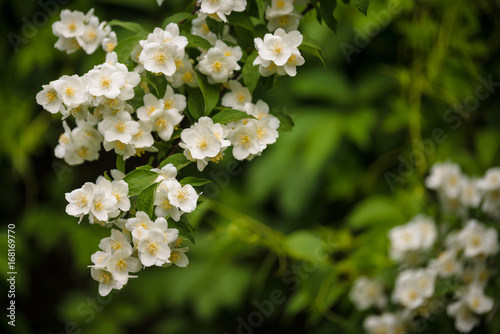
[116,155,126,174]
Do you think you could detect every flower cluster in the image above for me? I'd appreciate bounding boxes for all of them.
[39,2,305,296]
[426,162,500,218]
[67,165,193,296]
[89,213,188,296]
[350,162,499,334]
[37,53,143,164]
[53,9,116,54]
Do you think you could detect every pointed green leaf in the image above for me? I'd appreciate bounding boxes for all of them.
[186,33,213,51]
[136,182,160,218]
[179,177,211,187]
[211,109,254,124]
[108,20,147,34]
[299,35,326,68]
[124,170,159,196]
[319,0,338,32]
[353,0,370,15]
[196,73,220,115]
[242,51,260,94]
[162,12,195,27]
[159,153,192,170]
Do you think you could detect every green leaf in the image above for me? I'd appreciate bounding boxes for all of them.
[162,12,195,27]
[242,51,260,94]
[179,177,211,187]
[299,35,326,68]
[186,34,213,51]
[348,196,404,230]
[270,108,294,131]
[187,89,204,121]
[353,0,370,15]
[211,109,254,124]
[196,73,220,115]
[284,230,325,260]
[319,0,338,32]
[114,34,147,64]
[108,19,147,33]
[159,153,192,170]
[227,12,255,32]
[116,155,125,174]
[170,216,196,244]
[123,170,159,197]
[136,182,160,218]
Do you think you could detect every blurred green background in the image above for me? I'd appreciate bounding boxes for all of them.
[1,0,500,333]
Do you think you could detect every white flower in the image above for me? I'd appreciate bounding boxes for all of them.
[392,268,436,309]
[199,0,247,22]
[131,120,155,149]
[90,250,110,268]
[460,177,482,208]
[90,178,118,221]
[425,161,463,198]
[98,111,140,144]
[245,101,281,147]
[222,80,252,110]
[477,167,500,191]
[180,117,226,160]
[139,42,178,75]
[111,179,131,212]
[349,276,387,311]
[227,120,262,160]
[137,229,171,267]
[457,220,499,257]
[137,93,165,121]
[77,18,108,54]
[65,182,95,220]
[266,0,295,16]
[151,163,178,182]
[447,299,480,333]
[87,63,126,99]
[151,109,184,141]
[99,229,132,254]
[430,250,462,278]
[103,140,136,160]
[102,31,117,53]
[52,9,86,38]
[106,249,142,281]
[164,238,189,268]
[154,185,181,221]
[165,179,199,213]
[388,216,437,260]
[36,83,64,114]
[191,14,218,45]
[126,211,154,233]
[52,75,88,107]
[267,12,302,32]
[254,28,302,66]
[90,267,128,296]
[58,121,103,165]
[162,85,187,112]
[464,284,494,314]
[167,55,199,88]
[363,313,398,334]
[197,44,239,83]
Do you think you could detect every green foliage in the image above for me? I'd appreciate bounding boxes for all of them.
[136,182,160,217]
[211,108,255,124]
[159,153,192,170]
[123,169,159,196]
[5,0,500,333]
